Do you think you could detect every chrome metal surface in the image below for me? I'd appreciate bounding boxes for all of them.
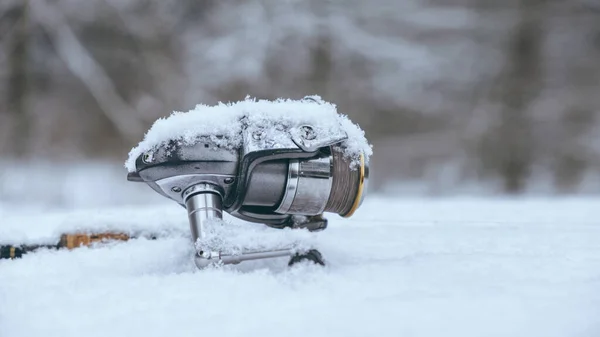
[185,183,298,270]
[184,184,223,243]
[156,174,232,204]
[244,160,288,207]
[183,183,223,201]
[274,160,300,214]
[194,248,294,269]
[285,156,333,215]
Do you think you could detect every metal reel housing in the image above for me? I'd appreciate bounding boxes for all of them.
[127,123,369,227]
[127,121,369,268]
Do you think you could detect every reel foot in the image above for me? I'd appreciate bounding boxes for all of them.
[288,249,325,267]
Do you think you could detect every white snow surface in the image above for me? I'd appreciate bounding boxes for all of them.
[125,96,373,172]
[195,218,317,255]
[1,197,600,337]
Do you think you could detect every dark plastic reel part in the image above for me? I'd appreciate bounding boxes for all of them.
[288,249,325,267]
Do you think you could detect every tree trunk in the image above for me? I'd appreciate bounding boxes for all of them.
[6,0,30,157]
[491,0,543,193]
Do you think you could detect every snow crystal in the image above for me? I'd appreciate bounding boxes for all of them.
[125,96,372,172]
[195,218,317,256]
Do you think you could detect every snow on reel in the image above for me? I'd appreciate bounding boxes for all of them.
[126,96,372,269]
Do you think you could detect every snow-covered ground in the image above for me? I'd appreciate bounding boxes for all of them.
[1,196,599,337]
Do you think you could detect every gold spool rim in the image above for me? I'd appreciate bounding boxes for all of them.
[342,153,366,218]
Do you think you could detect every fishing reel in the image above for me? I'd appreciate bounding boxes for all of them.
[127,105,370,269]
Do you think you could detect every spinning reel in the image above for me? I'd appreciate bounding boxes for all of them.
[127,102,370,269]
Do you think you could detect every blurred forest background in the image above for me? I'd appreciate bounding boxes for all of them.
[1,0,600,209]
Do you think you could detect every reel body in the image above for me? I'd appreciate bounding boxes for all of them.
[127,101,370,268]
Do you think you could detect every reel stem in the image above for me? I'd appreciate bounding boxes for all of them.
[184,186,223,243]
[184,183,298,269]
